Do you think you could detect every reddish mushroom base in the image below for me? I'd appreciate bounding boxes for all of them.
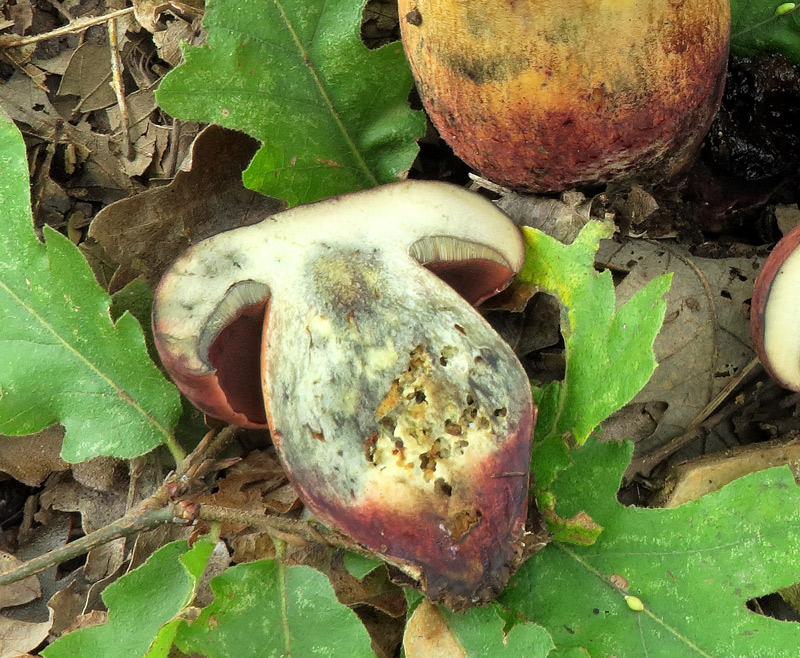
[282,410,535,610]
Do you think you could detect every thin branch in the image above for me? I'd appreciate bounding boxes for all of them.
[108,16,133,160]
[629,357,763,475]
[0,426,238,587]
[0,505,178,587]
[196,504,381,560]
[0,426,385,590]
[0,7,135,48]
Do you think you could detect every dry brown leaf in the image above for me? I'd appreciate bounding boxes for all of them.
[228,533,276,563]
[0,426,66,486]
[83,539,126,583]
[47,580,89,638]
[57,42,116,113]
[403,599,463,658]
[495,190,595,244]
[71,456,119,492]
[596,238,759,464]
[194,541,231,607]
[0,553,40,609]
[59,609,106,636]
[263,483,300,514]
[0,611,52,658]
[88,125,284,292]
[193,449,288,535]
[39,469,127,535]
[8,0,33,35]
[328,563,406,618]
[107,88,156,143]
[653,436,800,508]
[152,12,203,66]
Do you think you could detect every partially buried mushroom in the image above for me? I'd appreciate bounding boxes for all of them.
[152,180,535,608]
[751,223,800,391]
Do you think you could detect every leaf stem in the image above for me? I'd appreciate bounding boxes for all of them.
[164,433,187,466]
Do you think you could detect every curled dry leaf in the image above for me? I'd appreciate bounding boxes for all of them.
[494,190,595,245]
[652,436,800,508]
[0,612,53,658]
[88,125,283,292]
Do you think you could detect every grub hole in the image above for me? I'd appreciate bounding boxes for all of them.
[434,478,452,497]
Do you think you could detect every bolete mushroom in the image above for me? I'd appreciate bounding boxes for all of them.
[398,0,731,191]
[751,223,800,391]
[152,181,535,608]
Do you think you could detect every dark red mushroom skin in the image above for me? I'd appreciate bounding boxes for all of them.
[152,182,534,608]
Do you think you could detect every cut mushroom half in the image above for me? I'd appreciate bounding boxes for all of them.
[152,180,534,608]
[751,223,800,391]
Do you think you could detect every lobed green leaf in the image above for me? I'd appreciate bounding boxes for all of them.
[0,109,181,462]
[175,560,375,657]
[519,221,670,490]
[501,438,800,657]
[42,540,214,658]
[157,0,425,206]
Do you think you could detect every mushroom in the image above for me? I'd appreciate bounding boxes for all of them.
[751,223,800,391]
[152,180,535,608]
[398,0,730,191]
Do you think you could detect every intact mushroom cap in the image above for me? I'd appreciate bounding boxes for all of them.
[399,0,730,191]
[152,181,534,607]
[751,224,800,391]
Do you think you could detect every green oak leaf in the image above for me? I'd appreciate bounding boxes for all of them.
[0,109,181,462]
[42,540,214,658]
[519,222,670,512]
[157,0,425,206]
[405,599,554,657]
[501,437,800,657]
[731,1,800,65]
[343,550,383,581]
[175,560,375,658]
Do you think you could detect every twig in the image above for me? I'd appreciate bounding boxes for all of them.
[0,7,135,48]
[0,426,237,588]
[0,426,383,589]
[107,16,133,160]
[196,504,380,560]
[164,118,182,178]
[629,357,762,475]
[0,505,178,587]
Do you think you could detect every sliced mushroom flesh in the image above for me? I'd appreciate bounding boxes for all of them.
[152,181,533,607]
[752,225,800,391]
